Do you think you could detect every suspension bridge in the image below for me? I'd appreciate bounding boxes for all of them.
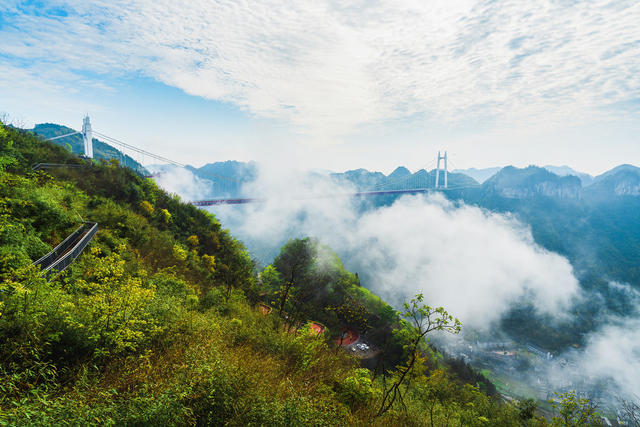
[44,116,479,206]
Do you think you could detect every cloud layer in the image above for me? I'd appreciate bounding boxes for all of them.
[153,165,640,401]
[147,164,211,202]
[546,281,640,399]
[2,0,639,139]
[203,165,580,329]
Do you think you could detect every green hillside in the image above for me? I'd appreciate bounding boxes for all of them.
[0,122,586,425]
[30,123,148,176]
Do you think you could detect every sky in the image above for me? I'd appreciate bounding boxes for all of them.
[1,0,639,175]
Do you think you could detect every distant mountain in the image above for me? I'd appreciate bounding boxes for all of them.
[193,160,258,181]
[30,123,148,175]
[330,168,386,190]
[181,161,259,197]
[173,162,479,198]
[387,166,412,180]
[454,165,594,186]
[586,164,640,198]
[543,165,593,187]
[593,164,640,182]
[456,164,640,287]
[331,166,478,191]
[452,167,501,184]
[483,166,582,200]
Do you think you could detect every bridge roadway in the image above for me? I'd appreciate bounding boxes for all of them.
[191,188,439,206]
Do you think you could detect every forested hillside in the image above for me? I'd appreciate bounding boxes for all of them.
[30,123,148,176]
[0,122,596,425]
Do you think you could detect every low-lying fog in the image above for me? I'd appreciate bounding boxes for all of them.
[152,164,640,405]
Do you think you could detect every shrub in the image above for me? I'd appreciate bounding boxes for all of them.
[139,200,154,216]
[186,234,199,247]
[172,244,188,262]
[65,246,161,358]
[336,368,376,411]
[159,208,171,224]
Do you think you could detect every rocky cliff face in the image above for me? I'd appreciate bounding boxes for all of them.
[498,181,582,199]
[586,165,640,198]
[612,178,640,196]
[484,166,582,200]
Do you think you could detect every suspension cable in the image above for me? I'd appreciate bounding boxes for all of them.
[93,131,242,183]
[45,131,80,141]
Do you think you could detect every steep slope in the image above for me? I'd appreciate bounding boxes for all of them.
[30,123,148,175]
[586,164,640,199]
[483,166,582,200]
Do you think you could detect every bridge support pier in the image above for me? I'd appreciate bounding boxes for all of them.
[82,115,93,158]
[435,151,447,189]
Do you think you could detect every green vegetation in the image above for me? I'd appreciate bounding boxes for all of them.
[550,391,600,426]
[30,123,148,175]
[0,122,591,425]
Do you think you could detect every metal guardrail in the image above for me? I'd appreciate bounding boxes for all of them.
[32,163,89,171]
[33,224,88,270]
[33,221,98,281]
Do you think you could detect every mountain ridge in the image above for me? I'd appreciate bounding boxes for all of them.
[483,165,582,200]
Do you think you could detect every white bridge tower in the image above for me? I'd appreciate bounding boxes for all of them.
[82,115,93,158]
[435,151,448,189]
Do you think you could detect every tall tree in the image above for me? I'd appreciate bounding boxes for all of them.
[273,238,314,317]
[377,294,461,417]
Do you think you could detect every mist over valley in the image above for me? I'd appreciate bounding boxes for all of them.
[144,156,640,408]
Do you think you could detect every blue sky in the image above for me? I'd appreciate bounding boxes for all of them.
[1,0,639,175]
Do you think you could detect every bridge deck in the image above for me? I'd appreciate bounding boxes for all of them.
[191,188,434,206]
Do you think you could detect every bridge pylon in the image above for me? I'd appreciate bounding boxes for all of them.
[82,115,93,158]
[435,151,447,189]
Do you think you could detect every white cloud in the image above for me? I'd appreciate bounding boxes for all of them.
[147,165,210,202]
[155,166,640,400]
[1,0,639,139]
[349,194,579,327]
[207,167,579,330]
[576,316,640,398]
[528,281,640,402]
